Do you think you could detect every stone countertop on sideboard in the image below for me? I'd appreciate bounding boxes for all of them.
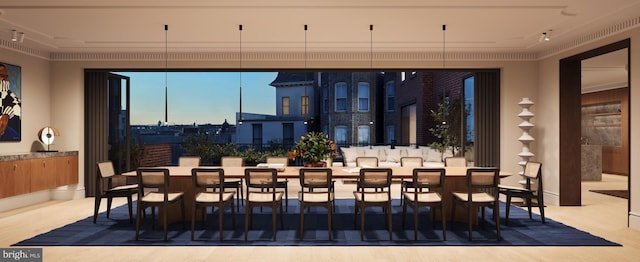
[0,151,78,162]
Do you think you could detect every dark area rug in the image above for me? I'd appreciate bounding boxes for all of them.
[13,199,620,247]
[589,190,629,199]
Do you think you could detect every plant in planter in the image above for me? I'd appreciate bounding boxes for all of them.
[429,98,469,160]
[290,131,337,167]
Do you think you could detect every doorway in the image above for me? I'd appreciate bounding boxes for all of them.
[559,39,630,206]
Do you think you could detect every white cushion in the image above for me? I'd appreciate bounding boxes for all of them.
[364,148,380,158]
[371,146,390,162]
[384,149,402,162]
[423,147,443,162]
[341,147,358,166]
[406,148,423,158]
[395,146,412,157]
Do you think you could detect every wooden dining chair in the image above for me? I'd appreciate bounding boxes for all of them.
[499,161,545,224]
[451,168,501,241]
[135,168,185,241]
[353,168,393,240]
[220,156,245,211]
[244,168,284,241]
[399,157,424,205]
[94,161,138,223]
[178,156,201,167]
[444,157,467,167]
[402,168,446,240]
[355,156,379,168]
[191,168,236,241]
[298,168,334,240]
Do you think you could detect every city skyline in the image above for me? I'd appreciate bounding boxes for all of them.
[117,72,277,125]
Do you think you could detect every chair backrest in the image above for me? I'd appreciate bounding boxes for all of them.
[465,168,499,198]
[221,156,244,167]
[96,161,117,195]
[523,161,543,191]
[191,168,225,196]
[136,168,171,200]
[244,168,278,190]
[401,157,423,167]
[266,156,288,167]
[299,168,333,189]
[412,168,445,190]
[97,161,116,178]
[444,157,467,167]
[357,168,392,190]
[179,156,201,167]
[356,157,379,167]
[299,168,333,202]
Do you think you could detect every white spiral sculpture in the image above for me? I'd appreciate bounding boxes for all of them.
[517,97,535,177]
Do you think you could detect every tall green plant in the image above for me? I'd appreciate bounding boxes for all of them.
[429,97,468,158]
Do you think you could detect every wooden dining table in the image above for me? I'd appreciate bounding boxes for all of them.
[123,166,511,225]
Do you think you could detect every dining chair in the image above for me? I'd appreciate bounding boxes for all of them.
[402,168,446,240]
[399,157,424,205]
[444,157,467,167]
[353,168,393,240]
[266,156,290,212]
[451,168,501,241]
[190,168,236,241]
[355,156,379,168]
[298,168,334,240]
[135,168,185,241]
[94,161,138,223]
[220,156,245,211]
[178,156,201,167]
[499,161,545,224]
[244,168,284,241]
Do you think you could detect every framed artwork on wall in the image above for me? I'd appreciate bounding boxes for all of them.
[0,61,22,141]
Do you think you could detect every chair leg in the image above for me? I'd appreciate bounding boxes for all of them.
[127,195,134,223]
[191,203,197,241]
[244,204,250,241]
[539,194,546,223]
[135,203,142,240]
[106,197,113,218]
[360,204,365,241]
[163,203,168,241]
[468,204,473,241]
[284,184,289,213]
[93,196,101,223]
[504,194,512,225]
[527,194,533,219]
[388,202,393,241]
[299,203,305,240]
[440,205,447,241]
[219,204,224,241]
[413,204,419,241]
[494,200,501,241]
[401,200,407,229]
[272,204,277,241]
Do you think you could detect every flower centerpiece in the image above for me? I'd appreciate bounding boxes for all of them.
[290,131,337,167]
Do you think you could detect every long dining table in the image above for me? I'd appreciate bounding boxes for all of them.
[123,166,511,225]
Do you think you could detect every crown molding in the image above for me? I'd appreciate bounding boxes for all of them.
[2,15,639,63]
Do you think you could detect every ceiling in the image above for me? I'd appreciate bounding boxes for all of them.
[1,0,639,55]
[0,1,636,90]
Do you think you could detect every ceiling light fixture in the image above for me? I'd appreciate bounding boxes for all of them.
[539,30,551,42]
[164,24,169,125]
[18,32,24,43]
[238,24,243,125]
[442,24,446,69]
[369,24,374,126]
[10,30,17,42]
[303,24,308,125]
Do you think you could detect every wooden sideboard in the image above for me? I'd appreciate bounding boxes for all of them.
[0,151,78,199]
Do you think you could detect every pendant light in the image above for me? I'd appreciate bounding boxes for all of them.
[303,24,308,125]
[164,24,168,125]
[238,24,243,125]
[369,24,374,125]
